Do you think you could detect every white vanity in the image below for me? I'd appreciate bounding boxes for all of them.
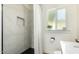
[60,41,79,54]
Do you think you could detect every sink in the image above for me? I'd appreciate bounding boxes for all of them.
[60,41,79,54]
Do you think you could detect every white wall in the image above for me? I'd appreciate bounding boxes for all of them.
[24,4,34,48]
[41,4,78,53]
[33,5,43,54]
[77,5,79,40]
[24,5,33,48]
[3,4,33,54]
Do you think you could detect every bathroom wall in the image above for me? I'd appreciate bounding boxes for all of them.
[76,5,79,40]
[41,4,78,53]
[24,5,34,48]
[33,5,43,53]
[3,4,33,54]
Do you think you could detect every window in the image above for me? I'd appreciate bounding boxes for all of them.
[47,8,66,30]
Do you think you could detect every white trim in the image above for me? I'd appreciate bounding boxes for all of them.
[33,4,42,54]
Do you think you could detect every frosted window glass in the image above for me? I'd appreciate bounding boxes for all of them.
[47,8,66,30]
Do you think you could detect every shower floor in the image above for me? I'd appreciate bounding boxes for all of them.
[22,48,34,54]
